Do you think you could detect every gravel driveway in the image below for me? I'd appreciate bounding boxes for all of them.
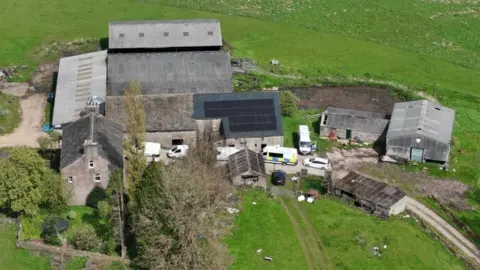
[0,94,45,148]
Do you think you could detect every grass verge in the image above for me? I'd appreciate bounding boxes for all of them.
[0,93,21,135]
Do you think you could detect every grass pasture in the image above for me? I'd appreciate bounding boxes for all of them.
[227,191,467,270]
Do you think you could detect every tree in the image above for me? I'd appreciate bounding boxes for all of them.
[71,224,101,251]
[131,144,233,269]
[0,147,67,216]
[279,90,299,117]
[123,80,146,197]
[41,216,62,246]
[107,170,127,258]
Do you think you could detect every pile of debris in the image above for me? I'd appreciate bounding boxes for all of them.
[297,189,320,204]
[0,65,28,81]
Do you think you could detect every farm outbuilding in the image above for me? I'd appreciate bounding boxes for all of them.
[319,107,390,143]
[227,148,267,188]
[334,171,407,218]
[192,91,284,151]
[386,100,455,163]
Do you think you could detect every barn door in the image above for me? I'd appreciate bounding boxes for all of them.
[346,129,352,139]
[410,148,423,162]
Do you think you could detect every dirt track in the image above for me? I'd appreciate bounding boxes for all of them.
[291,87,401,114]
[0,94,45,148]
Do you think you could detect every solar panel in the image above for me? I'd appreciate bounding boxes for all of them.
[203,99,277,133]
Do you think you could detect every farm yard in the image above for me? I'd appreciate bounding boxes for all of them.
[0,0,479,269]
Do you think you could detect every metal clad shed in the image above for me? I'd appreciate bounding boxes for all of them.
[109,19,222,49]
[107,51,232,96]
[334,171,407,217]
[319,107,390,142]
[386,100,455,163]
[228,148,267,188]
[53,50,108,127]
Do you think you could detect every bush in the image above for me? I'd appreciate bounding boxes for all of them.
[97,201,111,219]
[41,216,61,246]
[67,210,77,220]
[71,224,101,251]
[101,238,117,255]
[280,90,299,117]
[86,186,107,208]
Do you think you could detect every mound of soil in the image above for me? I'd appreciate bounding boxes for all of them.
[291,87,401,114]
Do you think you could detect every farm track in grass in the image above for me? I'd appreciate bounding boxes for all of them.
[280,197,330,270]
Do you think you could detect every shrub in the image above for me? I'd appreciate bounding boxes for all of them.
[101,238,117,255]
[71,224,101,251]
[41,216,61,246]
[280,90,299,117]
[97,201,111,219]
[67,210,77,220]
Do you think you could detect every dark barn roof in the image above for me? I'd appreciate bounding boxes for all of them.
[105,95,197,132]
[60,113,124,169]
[192,92,283,139]
[109,19,223,49]
[387,100,455,144]
[107,51,232,96]
[334,171,406,208]
[324,107,390,134]
[228,148,267,177]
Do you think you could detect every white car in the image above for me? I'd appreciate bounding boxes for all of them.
[302,157,331,170]
[167,145,189,158]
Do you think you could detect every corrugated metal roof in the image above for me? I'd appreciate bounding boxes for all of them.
[335,171,406,208]
[107,51,233,96]
[53,50,107,126]
[324,107,389,134]
[386,100,455,144]
[109,19,222,49]
[192,92,283,139]
[228,148,267,177]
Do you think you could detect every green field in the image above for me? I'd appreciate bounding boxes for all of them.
[227,191,467,270]
[0,224,51,270]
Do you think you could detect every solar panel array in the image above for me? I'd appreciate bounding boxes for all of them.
[204,99,277,133]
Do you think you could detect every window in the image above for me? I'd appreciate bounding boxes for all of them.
[322,114,328,126]
[163,32,169,37]
[208,31,213,36]
[139,32,144,37]
[94,173,101,182]
[435,107,441,111]
[89,160,94,168]
[68,176,73,183]
[183,32,189,36]
[119,33,124,38]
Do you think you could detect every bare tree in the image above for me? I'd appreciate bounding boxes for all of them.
[132,141,234,269]
[123,80,146,197]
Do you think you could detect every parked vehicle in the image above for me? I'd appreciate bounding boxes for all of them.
[271,170,287,186]
[262,145,298,165]
[216,147,241,161]
[167,145,189,158]
[298,125,312,155]
[144,142,161,162]
[302,157,331,170]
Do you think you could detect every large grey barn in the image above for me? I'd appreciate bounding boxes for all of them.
[108,19,223,50]
[386,100,455,163]
[319,107,390,142]
[107,51,233,96]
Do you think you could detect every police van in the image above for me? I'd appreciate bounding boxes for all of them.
[262,145,298,165]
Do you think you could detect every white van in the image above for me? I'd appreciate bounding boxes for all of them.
[144,142,161,162]
[262,145,298,165]
[216,147,242,161]
[167,145,189,158]
[298,125,312,155]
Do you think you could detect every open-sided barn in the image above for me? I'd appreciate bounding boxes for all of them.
[386,100,455,163]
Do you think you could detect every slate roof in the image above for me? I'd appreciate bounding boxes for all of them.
[60,113,124,169]
[105,94,197,132]
[109,19,223,49]
[335,171,406,208]
[53,51,107,126]
[324,107,390,134]
[228,148,267,177]
[386,100,455,144]
[107,51,232,96]
[192,91,283,139]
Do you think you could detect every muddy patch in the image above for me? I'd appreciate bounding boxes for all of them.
[290,87,401,114]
